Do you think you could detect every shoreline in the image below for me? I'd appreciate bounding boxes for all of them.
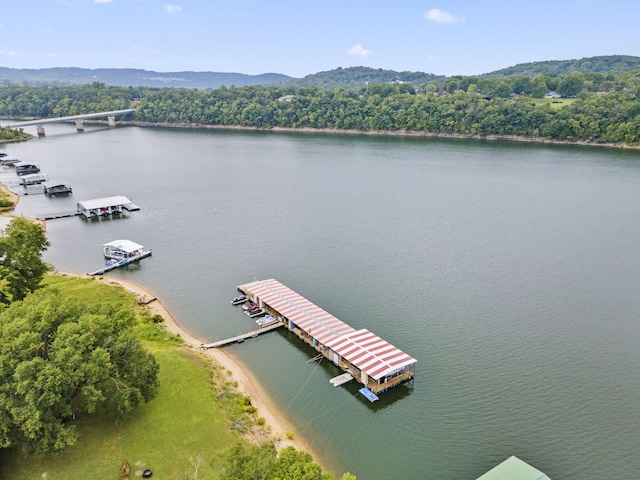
[56,271,326,470]
[0,187,327,470]
[115,120,640,150]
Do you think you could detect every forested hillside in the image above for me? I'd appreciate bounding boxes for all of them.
[1,68,640,146]
[481,55,640,78]
[288,66,445,89]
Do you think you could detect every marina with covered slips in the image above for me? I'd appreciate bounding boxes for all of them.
[235,278,416,397]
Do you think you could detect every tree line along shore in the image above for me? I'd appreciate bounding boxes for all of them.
[1,67,640,147]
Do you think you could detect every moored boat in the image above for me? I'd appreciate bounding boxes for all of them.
[256,314,278,327]
[246,306,265,318]
[231,294,248,305]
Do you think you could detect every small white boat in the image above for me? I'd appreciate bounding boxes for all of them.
[256,315,278,327]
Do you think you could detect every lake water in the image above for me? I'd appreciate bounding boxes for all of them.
[3,122,640,480]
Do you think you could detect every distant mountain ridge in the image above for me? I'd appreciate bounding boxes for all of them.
[1,55,639,89]
[0,67,293,89]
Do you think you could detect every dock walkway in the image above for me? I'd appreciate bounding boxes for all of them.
[37,210,80,220]
[201,320,284,349]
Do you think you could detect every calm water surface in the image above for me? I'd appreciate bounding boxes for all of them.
[3,123,640,480]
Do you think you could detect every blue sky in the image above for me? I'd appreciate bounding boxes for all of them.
[1,0,639,78]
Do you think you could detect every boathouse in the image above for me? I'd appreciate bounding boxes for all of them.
[76,196,138,218]
[237,279,416,395]
[20,173,49,186]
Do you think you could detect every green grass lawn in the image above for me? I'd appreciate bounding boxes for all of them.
[0,276,244,480]
[0,344,238,480]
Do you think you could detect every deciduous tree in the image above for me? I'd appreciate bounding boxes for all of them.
[0,288,159,453]
[0,217,49,306]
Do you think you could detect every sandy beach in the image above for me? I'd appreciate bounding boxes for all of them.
[0,189,325,469]
[59,272,325,467]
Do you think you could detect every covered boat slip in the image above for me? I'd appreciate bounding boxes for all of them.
[87,239,152,276]
[77,195,140,218]
[103,239,151,260]
[237,279,416,396]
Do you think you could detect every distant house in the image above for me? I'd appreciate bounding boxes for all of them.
[510,93,521,100]
[544,91,562,99]
[277,95,296,102]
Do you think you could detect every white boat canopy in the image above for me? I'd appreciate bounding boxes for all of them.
[103,239,145,253]
[77,196,132,210]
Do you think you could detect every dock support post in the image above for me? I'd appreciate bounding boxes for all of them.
[36,124,45,137]
[108,116,116,127]
[75,120,84,132]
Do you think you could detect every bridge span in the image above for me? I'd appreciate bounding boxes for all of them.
[4,108,136,135]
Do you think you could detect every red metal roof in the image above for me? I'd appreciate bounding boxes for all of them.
[239,279,416,380]
[325,329,417,380]
[239,279,355,344]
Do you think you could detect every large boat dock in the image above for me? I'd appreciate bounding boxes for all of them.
[232,279,416,397]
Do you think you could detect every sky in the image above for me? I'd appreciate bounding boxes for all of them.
[1,0,639,78]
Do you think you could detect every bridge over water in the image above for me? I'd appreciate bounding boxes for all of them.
[4,108,136,135]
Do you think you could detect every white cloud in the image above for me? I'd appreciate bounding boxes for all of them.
[424,8,461,24]
[0,50,17,56]
[164,4,182,14]
[346,44,374,58]
[94,0,113,3]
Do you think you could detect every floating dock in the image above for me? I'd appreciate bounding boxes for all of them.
[87,250,152,276]
[36,210,80,220]
[329,373,353,387]
[236,279,416,396]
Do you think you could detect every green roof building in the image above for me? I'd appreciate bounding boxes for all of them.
[477,456,552,480]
